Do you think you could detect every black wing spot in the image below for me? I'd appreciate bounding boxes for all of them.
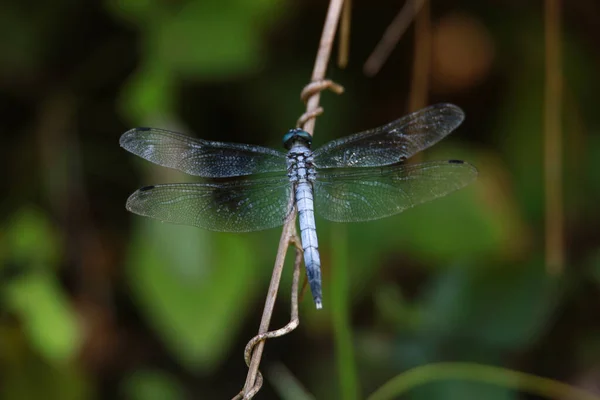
[137,127,152,132]
[448,159,464,164]
[139,185,155,191]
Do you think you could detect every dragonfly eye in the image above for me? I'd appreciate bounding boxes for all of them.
[283,128,312,149]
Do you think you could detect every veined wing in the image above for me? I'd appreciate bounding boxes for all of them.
[126,174,293,232]
[313,160,477,222]
[312,103,465,169]
[120,127,287,178]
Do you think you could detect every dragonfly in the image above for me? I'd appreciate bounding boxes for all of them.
[120,103,477,309]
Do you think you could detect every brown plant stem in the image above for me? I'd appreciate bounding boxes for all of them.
[303,0,346,135]
[544,0,564,274]
[338,0,351,69]
[364,0,426,77]
[241,218,297,396]
[408,0,430,113]
[239,0,345,397]
[237,229,303,399]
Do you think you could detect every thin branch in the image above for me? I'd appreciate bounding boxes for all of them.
[297,80,344,128]
[237,1,346,397]
[338,0,352,69]
[363,0,426,77]
[303,0,346,135]
[408,0,430,113]
[240,216,297,397]
[235,233,303,399]
[544,0,564,274]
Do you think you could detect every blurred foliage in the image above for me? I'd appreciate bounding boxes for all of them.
[127,222,263,371]
[1,0,600,399]
[3,208,81,363]
[106,0,283,120]
[122,369,186,400]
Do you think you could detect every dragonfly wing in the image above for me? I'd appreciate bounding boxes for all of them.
[313,160,477,222]
[312,103,465,169]
[126,174,293,232]
[120,128,287,178]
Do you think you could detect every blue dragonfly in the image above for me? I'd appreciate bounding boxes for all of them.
[120,103,477,309]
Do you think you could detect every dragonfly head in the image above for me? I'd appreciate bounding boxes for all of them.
[283,128,312,150]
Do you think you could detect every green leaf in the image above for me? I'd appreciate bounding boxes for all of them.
[126,220,262,371]
[119,61,176,122]
[150,3,262,78]
[4,273,82,363]
[108,0,283,120]
[2,206,61,271]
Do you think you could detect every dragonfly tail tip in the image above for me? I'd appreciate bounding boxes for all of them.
[315,299,323,310]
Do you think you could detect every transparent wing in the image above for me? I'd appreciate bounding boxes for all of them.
[125,174,293,232]
[120,127,287,178]
[312,103,465,169]
[314,160,477,222]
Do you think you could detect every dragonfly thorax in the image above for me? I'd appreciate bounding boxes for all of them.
[287,145,315,184]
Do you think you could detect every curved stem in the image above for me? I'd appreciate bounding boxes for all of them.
[367,362,600,400]
[242,215,297,394]
[240,1,346,396]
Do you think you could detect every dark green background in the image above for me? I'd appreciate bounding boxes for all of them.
[1,0,599,399]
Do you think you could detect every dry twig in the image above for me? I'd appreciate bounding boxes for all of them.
[363,0,426,77]
[407,0,430,113]
[544,0,564,274]
[235,1,346,398]
[234,234,303,399]
[338,0,352,68]
[302,0,346,136]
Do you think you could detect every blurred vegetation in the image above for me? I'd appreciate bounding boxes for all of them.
[1,0,600,399]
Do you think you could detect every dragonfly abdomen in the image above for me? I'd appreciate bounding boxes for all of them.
[295,182,323,309]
